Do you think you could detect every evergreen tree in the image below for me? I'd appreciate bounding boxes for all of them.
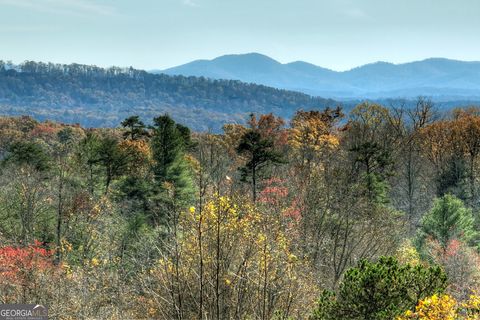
[4,141,51,172]
[151,115,193,204]
[418,194,477,250]
[77,131,102,195]
[311,257,447,320]
[121,115,148,141]
[97,136,131,194]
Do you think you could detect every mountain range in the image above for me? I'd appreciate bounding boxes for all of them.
[159,53,480,101]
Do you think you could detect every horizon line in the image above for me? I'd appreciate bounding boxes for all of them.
[3,53,480,74]
[159,52,480,73]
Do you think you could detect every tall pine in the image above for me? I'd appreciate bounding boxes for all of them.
[151,115,194,204]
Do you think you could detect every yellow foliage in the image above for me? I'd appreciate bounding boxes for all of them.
[398,293,480,320]
[289,110,339,155]
[396,239,421,266]
[398,294,457,320]
[90,257,100,267]
[144,195,318,319]
[463,293,480,319]
[61,238,73,253]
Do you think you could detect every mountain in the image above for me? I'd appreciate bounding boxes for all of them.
[0,60,337,131]
[159,53,480,100]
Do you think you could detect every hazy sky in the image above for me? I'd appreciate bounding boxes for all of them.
[0,0,479,71]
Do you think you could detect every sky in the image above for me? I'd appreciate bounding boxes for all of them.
[0,0,479,71]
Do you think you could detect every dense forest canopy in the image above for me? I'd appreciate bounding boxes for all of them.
[0,60,337,131]
[2,99,480,318]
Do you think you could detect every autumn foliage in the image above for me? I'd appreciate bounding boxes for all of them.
[0,240,54,281]
[1,103,480,319]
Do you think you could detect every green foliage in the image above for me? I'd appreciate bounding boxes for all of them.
[121,115,148,141]
[347,103,395,203]
[4,105,480,318]
[0,61,334,131]
[309,291,337,320]
[151,114,194,204]
[362,172,390,204]
[77,131,102,194]
[115,175,162,226]
[57,127,75,145]
[97,135,131,194]
[4,141,51,171]
[151,115,186,181]
[437,155,468,198]
[310,257,447,320]
[418,194,477,250]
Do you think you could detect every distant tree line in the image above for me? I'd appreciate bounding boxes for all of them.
[0,60,337,131]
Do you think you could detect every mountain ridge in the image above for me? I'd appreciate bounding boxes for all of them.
[0,60,337,132]
[158,54,480,100]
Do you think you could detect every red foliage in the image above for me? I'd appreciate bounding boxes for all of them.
[258,178,303,222]
[29,123,59,138]
[0,240,54,284]
[259,178,289,205]
[445,239,462,258]
[283,197,302,221]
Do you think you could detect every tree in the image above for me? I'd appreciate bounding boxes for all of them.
[151,115,185,182]
[97,135,131,194]
[397,293,480,320]
[420,120,467,198]
[54,127,76,264]
[425,239,480,300]
[77,131,102,195]
[1,140,52,244]
[0,240,56,302]
[151,115,193,204]
[346,103,399,203]
[4,141,51,172]
[121,115,148,141]
[0,165,52,244]
[418,194,477,251]
[289,108,342,168]
[236,128,284,203]
[310,257,447,320]
[452,108,480,205]
[389,98,435,233]
[397,294,457,320]
[139,195,317,319]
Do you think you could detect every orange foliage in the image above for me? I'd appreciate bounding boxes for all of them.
[0,240,54,285]
[249,113,288,146]
[119,139,152,174]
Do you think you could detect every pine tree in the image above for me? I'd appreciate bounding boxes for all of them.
[121,115,148,141]
[151,115,193,204]
[4,141,51,172]
[311,257,447,320]
[418,194,477,250]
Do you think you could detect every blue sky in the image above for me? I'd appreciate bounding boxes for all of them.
[0,0,479,71]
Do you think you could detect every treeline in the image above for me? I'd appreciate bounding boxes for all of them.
[0,60,336,131]
[1,100,480,319]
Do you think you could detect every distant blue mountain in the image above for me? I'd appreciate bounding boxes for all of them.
[157,53,480,100]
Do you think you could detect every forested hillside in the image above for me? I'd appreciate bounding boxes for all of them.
[2,100,480,319]
[0,61,336,131]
